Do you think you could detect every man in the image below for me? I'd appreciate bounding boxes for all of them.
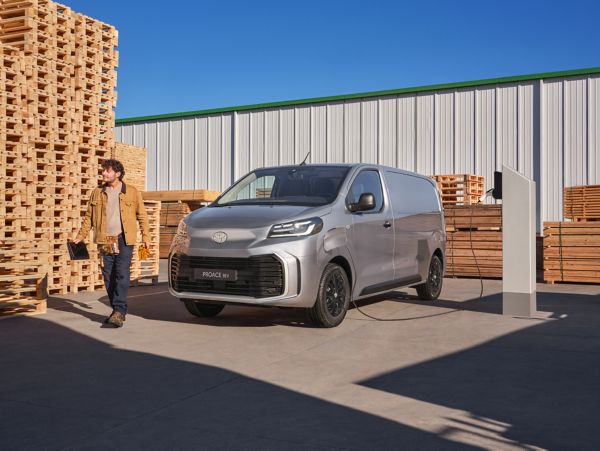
[74,159,150,328]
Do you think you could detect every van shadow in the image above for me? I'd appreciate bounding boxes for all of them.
[0,316,473,449]
[358,291,600,450]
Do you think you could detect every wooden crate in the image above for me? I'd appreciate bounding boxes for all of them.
[0,243,48,318]
[113,143,146,191]
[543,222,600,284]
[130,200,160,285]
[564,185,600,222]
[432,174,485,207]
[444,205,502,278]
[0,0,120,297]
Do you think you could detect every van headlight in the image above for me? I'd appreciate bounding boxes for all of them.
[268,217,323,238]
[170,219,190,253]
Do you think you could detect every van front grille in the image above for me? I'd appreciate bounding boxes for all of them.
[170,253,284,298]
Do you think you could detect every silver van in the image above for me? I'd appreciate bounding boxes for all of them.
[169,164,445,327]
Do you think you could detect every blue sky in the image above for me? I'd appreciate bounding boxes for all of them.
[66,0,600,119]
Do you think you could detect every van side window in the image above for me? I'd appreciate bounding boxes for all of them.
[347,170,384,211]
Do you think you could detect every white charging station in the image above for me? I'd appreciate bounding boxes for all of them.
[501,165,537,317]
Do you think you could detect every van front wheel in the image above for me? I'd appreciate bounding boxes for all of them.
[183,300,225,317]
[308,264,350,328]
[416,254,443,300]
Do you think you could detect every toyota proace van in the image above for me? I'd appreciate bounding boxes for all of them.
[169,164,445,327]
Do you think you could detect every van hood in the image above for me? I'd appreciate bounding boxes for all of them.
[186,204,331,229]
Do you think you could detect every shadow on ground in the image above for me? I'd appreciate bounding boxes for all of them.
[0,316,470,449]
[360,291,600,450]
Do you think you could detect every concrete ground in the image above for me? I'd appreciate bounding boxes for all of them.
[1,262,599,450]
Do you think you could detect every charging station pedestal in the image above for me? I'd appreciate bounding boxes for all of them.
[502,165,537,317]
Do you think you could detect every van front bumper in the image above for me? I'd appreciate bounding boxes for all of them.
[168,242,321,308]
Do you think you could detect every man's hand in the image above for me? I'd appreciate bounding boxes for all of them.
[143,241,149,249]
[73,238,81,244]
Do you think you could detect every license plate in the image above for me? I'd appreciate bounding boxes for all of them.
[194,268,238,281]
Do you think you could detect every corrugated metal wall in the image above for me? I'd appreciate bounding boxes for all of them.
[114,73,600,227]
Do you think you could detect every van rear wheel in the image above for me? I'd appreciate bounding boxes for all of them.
[308,263,350,328]
[183,300,225,317]
[416,254,443,300]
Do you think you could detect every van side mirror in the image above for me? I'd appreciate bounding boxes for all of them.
[348,193,376,212]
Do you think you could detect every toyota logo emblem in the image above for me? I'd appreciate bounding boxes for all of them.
[212,232,228,244]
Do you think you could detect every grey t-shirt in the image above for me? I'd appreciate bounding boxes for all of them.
[106,183,123,236]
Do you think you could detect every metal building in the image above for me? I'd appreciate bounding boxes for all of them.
[114,68,600,229]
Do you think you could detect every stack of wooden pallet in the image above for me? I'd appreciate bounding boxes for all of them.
[113,142,146,191]
[0,0,118,312]
[130,200,160,285]
[142,190,220,258]
[544,184,600,284]
[543,222,600,284]
[563,185,600,222]
[444,205,503,278]
[432,174,485,207]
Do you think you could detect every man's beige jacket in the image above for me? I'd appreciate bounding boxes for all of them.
[76,181,150,245]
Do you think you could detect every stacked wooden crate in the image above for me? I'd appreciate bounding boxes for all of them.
[130,200,160,285]
[544,184,600,284]
[142,190,221,258]
[444,205,503,279]
[432,174,484,207]
[113,142,146,191]
[0,0,118,300]
[563,185,600,222]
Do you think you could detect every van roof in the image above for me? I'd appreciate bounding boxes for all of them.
[256,163,432,180]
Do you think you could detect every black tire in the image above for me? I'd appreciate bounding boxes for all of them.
[308,263,350,328]
[183,300,225,317]
[416,254,443,300]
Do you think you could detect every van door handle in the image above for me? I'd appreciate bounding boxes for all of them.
[383,221,392,229]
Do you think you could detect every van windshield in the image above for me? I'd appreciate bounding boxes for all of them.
[214,166,351,207]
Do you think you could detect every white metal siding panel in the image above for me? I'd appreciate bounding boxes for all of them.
[207,116,222,191]
[251,111,265,170]
[121,124,134,144]
[455,89,475,174]
[590,76,600,184]
[195,117,209,189]
[134,123,145,147]
[564,78,588,188]
[280,108,295,165]
[361,100,378,164]
[416,94,434,175]
[146,122,158,190]
[327,103,344,163]
[265,110,279,167]
[311,105,327,163]
[542,80,564,221]
[182,118,195,189]
[114,126,122,142]
[435,92,453,174]
[169,120,182,190]
[236,112,250,179]
[344,101,361,163]
[397,95,415,171]
[157,121,170,189]
[295,106,311,164]
[222,114,232,188]
[497,85,518,171]
[379,97,396,167]
[518,84,535,178]
[475,87,496,189]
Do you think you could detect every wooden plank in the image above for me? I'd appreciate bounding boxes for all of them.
[142,189,220,203]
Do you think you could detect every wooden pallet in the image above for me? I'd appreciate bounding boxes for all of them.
[543,221,600,284]
[113,143,146,191]
[432,174,485,207]
[444,205,503,279]
[130,200,160,285]
[564,185,600,221]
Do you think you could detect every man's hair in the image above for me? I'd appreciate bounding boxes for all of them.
[101,159,125,181]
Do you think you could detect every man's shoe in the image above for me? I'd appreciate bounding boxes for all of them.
[106,311,125,328]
